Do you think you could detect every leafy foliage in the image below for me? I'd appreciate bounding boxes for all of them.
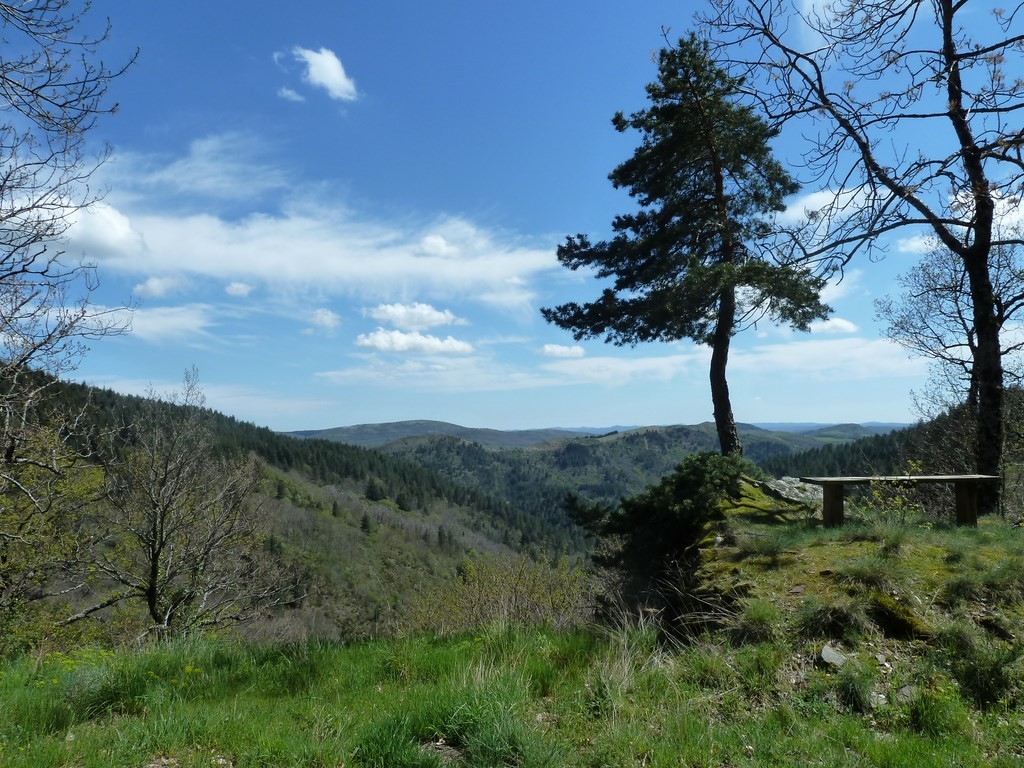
[569,451,752,598]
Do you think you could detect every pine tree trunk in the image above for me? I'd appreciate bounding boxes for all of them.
[710,286,742,456]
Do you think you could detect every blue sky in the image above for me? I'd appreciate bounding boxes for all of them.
[63,0,931,431]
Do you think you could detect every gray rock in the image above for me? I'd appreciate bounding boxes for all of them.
[820,644,847,668]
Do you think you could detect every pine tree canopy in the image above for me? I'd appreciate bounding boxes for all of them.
[541,35,829,348]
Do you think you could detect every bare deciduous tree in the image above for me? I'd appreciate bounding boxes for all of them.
[73,371,305,638]
[876,240,1024,414]
[0,1,133,633]
[704,0,1024,510]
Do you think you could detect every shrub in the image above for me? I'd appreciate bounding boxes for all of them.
[944,637,1022,709]
[568,452,754,599]
[676,644,736,689]
[405,554,594,635]
[734,643,785,696]
[835,554,906,592]
[981,556,1024,604]
[940,573,986,607]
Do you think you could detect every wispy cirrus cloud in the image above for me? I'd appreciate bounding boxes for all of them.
[106,134,290,204]
[122,304,217,344]
[70,198,558,316]
[277,87,305,103]
[732,337,925,379]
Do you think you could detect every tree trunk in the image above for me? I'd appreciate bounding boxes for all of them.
[938,0,1002,513]
[965,251,1004,514]
[710,286,742,456]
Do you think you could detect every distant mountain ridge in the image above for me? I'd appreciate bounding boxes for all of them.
[290,420,593,449]
[289,420,903,450]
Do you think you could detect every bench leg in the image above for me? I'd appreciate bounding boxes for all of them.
[954,481,978,527]
[822,485,845,528]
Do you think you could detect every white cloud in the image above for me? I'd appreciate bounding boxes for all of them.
[310,308,341,330]
[810,317,859,334]
[90,144,561,312]
[277,87,305,102]
[318,333,922,400]
[317,355,546,392]
[133,276,183,298]
[90,201,558,311]
[778,188,848,226]
[225,282,253,297]
[896,233,933,254]
[896,193,1024,254]
[292,46,357,101]
[367,302,463,331]
[355,328,473,355]
[67,202,147,261]
[777,187,871,255]
[125,304,216,343]
[732,337,925,379]
[541,352,704,384]
[106,134,289,203]
[542,343,585,358]
[419,234,459,258]
[478,276,539,313]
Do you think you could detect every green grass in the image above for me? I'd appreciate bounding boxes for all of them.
[2,624,1022,767]
[8,487,1024,766]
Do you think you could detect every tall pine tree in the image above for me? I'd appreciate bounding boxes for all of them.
[542,36,827,455]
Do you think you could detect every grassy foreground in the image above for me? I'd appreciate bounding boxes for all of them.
[0,621,1022,767]
[7,478,1024,767]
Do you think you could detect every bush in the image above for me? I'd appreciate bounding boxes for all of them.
[405,554,594,635]
[944,636,1022,709]
[569,452,753,599]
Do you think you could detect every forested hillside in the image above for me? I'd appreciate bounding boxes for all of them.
[373,422,897,528]
[293,420,596,449]
[759,429,911,477]
[54,379,584,555]
[4,378,588,643]
[31,377,930,640]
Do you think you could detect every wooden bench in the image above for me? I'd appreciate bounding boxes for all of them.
[798,475,1001,528]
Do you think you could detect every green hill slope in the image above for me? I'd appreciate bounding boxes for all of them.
[34,379,588,639]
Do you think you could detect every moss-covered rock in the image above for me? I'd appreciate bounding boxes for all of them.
[867,591,931,640]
